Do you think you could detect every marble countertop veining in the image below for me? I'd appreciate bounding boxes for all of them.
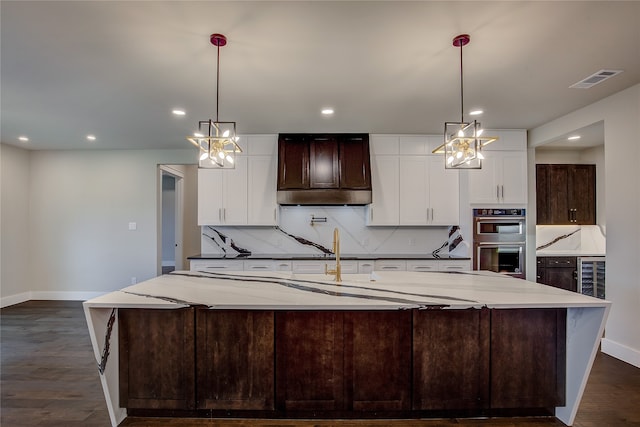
[84,270,609,311]
[187,253,471,260]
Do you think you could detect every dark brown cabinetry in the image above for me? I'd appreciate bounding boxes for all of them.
[490,308,566,409]
[275,311,412,412]
[196,310,274,410]
[413,308,490,410]
[119,308,195,410]
[536,256,578,292]
[536,164,596,225]
[119,307,566,418]
[277,133,371,204]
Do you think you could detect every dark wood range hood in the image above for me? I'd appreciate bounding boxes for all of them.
[277,133,372,205]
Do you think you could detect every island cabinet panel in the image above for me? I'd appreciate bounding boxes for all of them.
[118,308,195,410]
[490,308,566,409]
[344,311,412,411]
[196,310,275,410]
[275,311,345,411]
[275,311,412,413]
[412,308,490,410]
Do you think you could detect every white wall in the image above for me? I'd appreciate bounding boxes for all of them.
[1,147,197,305]
[530,83,640,367]
[0,144,31,305]
[161,174,176,265]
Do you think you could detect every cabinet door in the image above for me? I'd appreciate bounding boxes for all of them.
[344,311,412,411]
[275,312,345,411]
[399,156,428,225]
[490,308,566,409]
[339,135,371,189]
[468,155,500,204]
[501,152,527,204]
[368,155,399,225]
[278,135,309,189]
[198,169,224,225]
[248,156,277,225]
[536,165,552,225]
[569,165,596,224]
[221,156,248,225]
[119,308,195,410]
[428,156,460,225]
[413,309,489,410]
[309,135,339,188]
[549,165,571,223]
[196,310,274,410]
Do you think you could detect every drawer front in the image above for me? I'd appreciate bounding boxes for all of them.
[190,260,244,272]
[406,260,439,272]
[243,260,275,272]
[438,260,471,271]
[291,261,327,274]
[357,260,375,274]
[374,260,407,271]
[273,261,293,272]
[544,257,577,268]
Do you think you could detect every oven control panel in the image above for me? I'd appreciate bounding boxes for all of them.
[473,208,525,217]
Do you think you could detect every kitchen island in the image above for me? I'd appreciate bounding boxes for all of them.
[84,270,609,427]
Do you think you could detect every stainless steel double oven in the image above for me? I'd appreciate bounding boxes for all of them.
[473,208,526,278]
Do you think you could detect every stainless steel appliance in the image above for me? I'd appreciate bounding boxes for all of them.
[473,208,526,278]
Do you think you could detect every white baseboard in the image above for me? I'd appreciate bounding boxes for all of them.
[601,338,640,368]
[1,292,31,308]
[1,291,107,308]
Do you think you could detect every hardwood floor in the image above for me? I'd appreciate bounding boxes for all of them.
[2,300,639,427]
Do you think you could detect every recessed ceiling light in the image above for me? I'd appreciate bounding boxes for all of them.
[172,109,186,116]
[321,108,334,116]
[469,109,483,116]
[18,136,29,142]
[86,135,96,141]
[568,135,581,141]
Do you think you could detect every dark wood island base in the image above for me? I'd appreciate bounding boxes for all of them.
[118,307,566,421]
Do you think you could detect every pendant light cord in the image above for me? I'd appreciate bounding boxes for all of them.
[459,42,464,124]
[216,42,220,123]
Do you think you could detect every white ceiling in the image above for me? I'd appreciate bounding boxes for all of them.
[1,1,639,151]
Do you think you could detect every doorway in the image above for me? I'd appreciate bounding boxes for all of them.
[159,166,185,274]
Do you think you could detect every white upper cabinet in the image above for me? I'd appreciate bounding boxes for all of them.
[248,155,278,225]
[368,154,400,225]
[198,156,248,226]
[369,134,459,226]
[198,135,278,226]
[467,129,528,205]
[399,156,459,225]
[247,135,278,225]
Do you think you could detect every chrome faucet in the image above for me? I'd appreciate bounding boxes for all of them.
[325,227,342,283]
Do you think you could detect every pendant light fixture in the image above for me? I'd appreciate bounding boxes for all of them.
[432,34,497,169]
[187,33,242,168]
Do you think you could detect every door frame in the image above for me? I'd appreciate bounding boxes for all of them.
[158,165,185,275]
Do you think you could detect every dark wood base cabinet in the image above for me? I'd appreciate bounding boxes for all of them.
[119,307,566,419]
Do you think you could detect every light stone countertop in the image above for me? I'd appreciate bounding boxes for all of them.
[84,270,609,311]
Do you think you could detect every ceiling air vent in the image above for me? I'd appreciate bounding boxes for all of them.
[570,69,623,89]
